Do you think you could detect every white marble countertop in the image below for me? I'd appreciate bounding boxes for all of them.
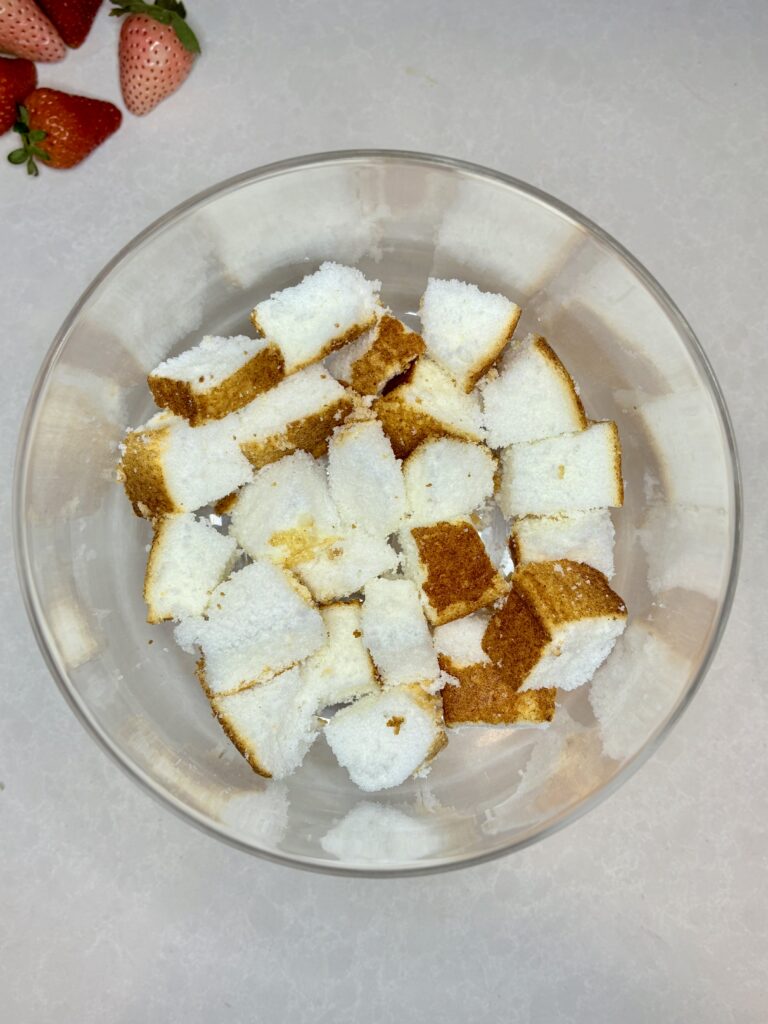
[2,2,765,1021]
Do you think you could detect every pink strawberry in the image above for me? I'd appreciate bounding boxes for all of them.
[110,0,200,116]
[0,0,67,61]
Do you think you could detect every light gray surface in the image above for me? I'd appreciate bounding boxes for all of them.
[1,2,765,1021]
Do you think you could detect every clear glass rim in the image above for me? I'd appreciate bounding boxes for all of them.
[13,149,744,877]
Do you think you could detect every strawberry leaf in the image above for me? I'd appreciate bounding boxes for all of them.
[171,13,200,53]
[110,0,201,51]
[9,106,50,177]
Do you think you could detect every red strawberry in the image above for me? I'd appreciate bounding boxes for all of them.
[36,0,103,48]
[0,54,36,134]
[7,87,121,173]
[0,0,66,61]
[110,0,200,116]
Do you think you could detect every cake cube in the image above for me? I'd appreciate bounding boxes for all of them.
[480,334,586,447]
[293,529,400,604]
[326,313,425,395]
[144,512,238,623]
[324,685,447,792]
[174,561,325,695]
[374,358,485,459]
[118,410,253,519]
[482,560,627,692]
[498,421,623,518]
[327,419,406,537]
[442,664,556,728]
[148,335,285,426]
[434,613,556,726]
[432,611,491,667]
[236,363,354,469]
[400,519,508,626]
[211,666,320,779]
[360,577,440,688]
[250,262,381,373]
[510,509,615,579]
[300,602,378,711]
[403,436,496,526]
[419,278,521,391]
[228,451,340,564]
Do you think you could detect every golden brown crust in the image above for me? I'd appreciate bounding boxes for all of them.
[143,517,171,624]
[482,584,551,689]
[239,395,355,469]
[348,315,426,396]
[422,727,448,767]
[402,685,448,770]
[482,560,627,688]
[534,336,588,428]
[250,311,377,373]
[606,419,625,505]
[373,358,484,458]
[493,459,504,495]
[465,306,522,391]
[148,344,285,426]
[209,692,272,778]
[118,424,178,519]
[410,521,508,625]
[195,657,213,698]
[195,656,257,700]
[515,559,627,630]
[213,491,239,516]
[508,528,521,567]
[373,396,455,459]
[440,654,556,726]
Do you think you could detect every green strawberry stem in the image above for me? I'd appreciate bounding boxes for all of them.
[109,0,201,53]
[7,107,50,177]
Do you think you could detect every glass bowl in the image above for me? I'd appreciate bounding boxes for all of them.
[14,151,741,876]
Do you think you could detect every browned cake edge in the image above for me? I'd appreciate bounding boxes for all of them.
[143,516,172,624]
[148,344,286,426]
[465,305,523,391]
[402,685,448,769]
[534,336,588,429]
[209,688,272,779]
[349,315,426,396]
[514,559,627,630]
[374,392,479,459]
[411,521,508,625]
[118,424,178,519]
[213,490,239,516]
[440,653,556,726]
[239,394,355,469]
[482,583,552,690]
[250,311,377,374]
